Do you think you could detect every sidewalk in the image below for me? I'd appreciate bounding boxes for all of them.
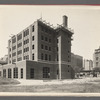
[16,77,100,86]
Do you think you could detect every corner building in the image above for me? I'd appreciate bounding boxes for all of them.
[0,15,75,79]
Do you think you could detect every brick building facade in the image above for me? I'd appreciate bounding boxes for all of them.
[0,15,75,79]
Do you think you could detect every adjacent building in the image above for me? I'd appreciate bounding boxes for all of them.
[83,59,93,71]
[93,46,100,68]
[0,55,8,63]
[0,15,75,79]
[71,53,83,72]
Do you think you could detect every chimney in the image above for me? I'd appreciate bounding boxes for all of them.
[63,15,68,28]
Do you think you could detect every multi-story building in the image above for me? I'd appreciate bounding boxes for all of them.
[71,53,83,72]
[83,59,93,70]
[93,47,100,68]
[0,15,75,79]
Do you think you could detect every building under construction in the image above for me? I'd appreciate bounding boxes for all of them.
[0,15,75,79]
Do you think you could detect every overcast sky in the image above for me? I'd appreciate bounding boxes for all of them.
[0,5,100,60]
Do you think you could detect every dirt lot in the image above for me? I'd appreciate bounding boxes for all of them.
[0,77,100,93]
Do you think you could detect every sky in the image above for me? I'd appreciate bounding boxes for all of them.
[0,5,100,60]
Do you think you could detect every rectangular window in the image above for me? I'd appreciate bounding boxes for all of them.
[12,52,16,57]
[57,39,58,43]
[45,46,48,50]
[49,47,51,51]
[12,38,16,43]
[41,44,44,49]
[18,42,22,48]
[17,57,22,61]
[3,69,6,78]
[32,45,34,49]
[32,36,34,41]
[32,25,34,32]
[96,57,98,60]
[12,59,16,63]
[32,54,34,60]
[8,69,12,78]
[21,68,23,79]
[49,55,51,61]
[45,37,48,41]
[96,62,98,67]
[41,53,43,60]
[0,71,1,76]
[49,39,51,43]
[17,34,22,41]
[45,54,48,60]
[57,47,58,51]
[12,46,16,50]
[17,50,22,55]
[41,35,44,40]
[13,68,18,78]
[57,54,58,61]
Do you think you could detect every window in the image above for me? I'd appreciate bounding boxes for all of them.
[49,47,51,51]
[23,29,29,37]
[12,52,16,57]
[57,47,58,51]
[18,42,22,48]
[57,39,58,43]
[24,47,29,53]
[32,25,34,32]
[45,46,48,50]
[57,69,59,75]
[49,55,51,61]
[26,55,29,60]
[12,46,16,50]
[0,71,1,77]
[8,69,12,78]
[9,54,11,58]
[17,34,22,41]
[41,35,44,40]
[32,45,34,49]
[49,39,51,43]
[17,57,22,61]
[96,62,98,67]
[17,50,22,55]
[68,65,70,67]
[96,57,98,60]
[21,68,23,78]
[32,54,34,60]
[41,53,43,60]
[12,38,16,43]
[12,59,16,63]
[9,48,11,51]
[45,37,48,41]
[32,36,34,41]
[57,54,58,61]
[30,68,34,78]
[45,54,48,60]
[13,68,18,78]
[27,39,29,43]
[3,69,6,78]
[43,67,50,78]
[41,44,44,49]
